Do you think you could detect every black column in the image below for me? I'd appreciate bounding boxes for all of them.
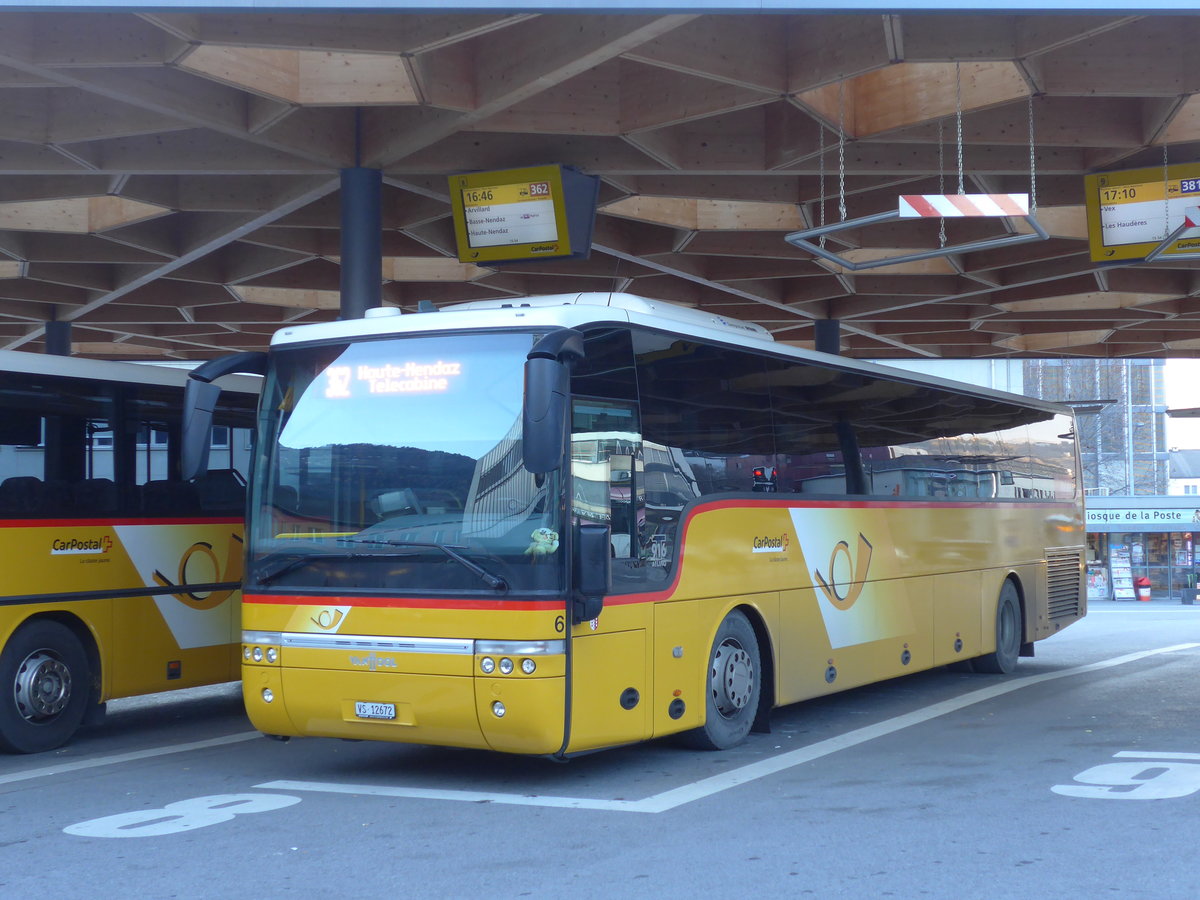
[45,320,71,356]
[814,319,841,355]
[339,166,382,320]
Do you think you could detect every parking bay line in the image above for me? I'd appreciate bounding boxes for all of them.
[258,642,1200,814]
[0,732,260,787]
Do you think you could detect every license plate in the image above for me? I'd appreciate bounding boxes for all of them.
[354,701,396,720]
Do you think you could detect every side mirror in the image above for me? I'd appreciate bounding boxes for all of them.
[522,356,568,474]
[573,522,610,624]
[181,351,267,481]
[521,328,583,475]
[181,379,221,481]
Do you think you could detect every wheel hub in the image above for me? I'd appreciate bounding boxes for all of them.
[710,640,754,718]
[14,650,72,722]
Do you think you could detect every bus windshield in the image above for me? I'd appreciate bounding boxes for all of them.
[249,331,564,596]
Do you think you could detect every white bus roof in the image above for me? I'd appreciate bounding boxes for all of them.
[268,292,1070,417]
[0,349,260,394]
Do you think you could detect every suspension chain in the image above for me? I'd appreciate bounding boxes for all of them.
[838,80,847,221]
[955,61,965,195]
[1028,92,1038,213]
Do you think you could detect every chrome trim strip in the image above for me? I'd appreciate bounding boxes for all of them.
[241,632,567,656]
[242,631,474,655]
[474,639,566,656]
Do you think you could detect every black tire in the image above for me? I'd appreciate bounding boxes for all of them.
[0,620,91,754]
[681,610,761,751]
[972,581,1022,675]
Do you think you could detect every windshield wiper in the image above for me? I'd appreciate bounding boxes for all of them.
[339,537,508,592]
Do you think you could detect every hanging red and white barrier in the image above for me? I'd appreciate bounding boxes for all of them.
[899,193,1030,218]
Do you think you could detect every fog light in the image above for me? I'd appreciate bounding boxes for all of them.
[252,647,264,662]
[492,701,506,718]
[262,688,274,703]
[521,658,536,675]
[480,657,495,674]
[266,647,278,663]
[499,657,514,675]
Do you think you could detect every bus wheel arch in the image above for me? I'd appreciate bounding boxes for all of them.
[742,606,775,734]
[973,577,1024,675]
[682,606,769,750]
[0,615,98,753]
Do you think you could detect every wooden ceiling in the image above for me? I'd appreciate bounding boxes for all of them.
[1,9,1199,360]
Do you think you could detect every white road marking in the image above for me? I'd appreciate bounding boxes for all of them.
[255,779,645,812]
[0,732,260,787]
[258,642,1200,814]
[1114,751,1200,761]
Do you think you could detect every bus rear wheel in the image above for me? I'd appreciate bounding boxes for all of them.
[0,620,91,754]
[972,581,1022,675]
[682,610,761,751]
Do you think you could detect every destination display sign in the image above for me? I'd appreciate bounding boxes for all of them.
[1084,164,1200,262]
[461,180,558,250]
[448,164,599,265]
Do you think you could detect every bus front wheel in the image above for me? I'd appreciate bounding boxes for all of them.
[0,620,91,754]
[972,581,1022,675]
[682,610,761,751]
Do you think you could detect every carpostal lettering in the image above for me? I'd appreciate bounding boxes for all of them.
[357,360,461,395]
[752,534,789,554]
[51,536,112,556]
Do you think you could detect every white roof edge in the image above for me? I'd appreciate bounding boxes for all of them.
[0,348,260,394]
[269,292,1071,416]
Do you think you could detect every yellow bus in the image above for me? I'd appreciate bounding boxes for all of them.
[185,293,1085,757]
[0,351,257,753]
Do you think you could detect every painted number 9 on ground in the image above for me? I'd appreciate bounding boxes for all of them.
[1053,752,1200,800]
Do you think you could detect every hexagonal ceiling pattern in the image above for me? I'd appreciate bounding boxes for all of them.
[1,9,1199,360]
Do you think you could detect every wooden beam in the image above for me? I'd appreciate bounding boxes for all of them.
[797,62,1028,138]
[180,45,419,106]
[365,15,697,167]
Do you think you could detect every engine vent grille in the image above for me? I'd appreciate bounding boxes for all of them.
[1046,548,1084,619]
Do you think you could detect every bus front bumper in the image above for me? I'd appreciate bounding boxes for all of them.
[241,633,566,755]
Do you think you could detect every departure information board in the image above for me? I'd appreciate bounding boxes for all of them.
[1084,163,1200,262]
[448,164,598,265]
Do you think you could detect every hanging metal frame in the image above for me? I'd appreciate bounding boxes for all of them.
[786,74,1049,271]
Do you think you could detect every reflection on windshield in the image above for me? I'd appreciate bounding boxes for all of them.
[249,333,565,596]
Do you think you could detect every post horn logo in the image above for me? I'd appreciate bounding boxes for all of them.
[153,533,244,611]
[311,608,346,630]
[813,533,873,611]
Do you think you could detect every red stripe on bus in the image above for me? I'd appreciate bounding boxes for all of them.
[244,496,1078,612]
[0,517,242,528]
[245,593,562,611]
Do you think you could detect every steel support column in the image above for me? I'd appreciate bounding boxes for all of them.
[339,166,382,320]
[44,320,71,356]
[814,319,841,355]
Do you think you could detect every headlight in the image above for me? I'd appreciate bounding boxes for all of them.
[265,647,278,663]
[243,646,252,660]
[480,657,495,674]
[252,647,264,662]
[499,657,514,675]
[521,658,536,675]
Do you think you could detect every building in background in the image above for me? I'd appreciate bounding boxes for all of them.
[885,357,1194,602]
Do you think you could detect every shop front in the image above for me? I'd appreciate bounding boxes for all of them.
[1085,497,1200,603]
